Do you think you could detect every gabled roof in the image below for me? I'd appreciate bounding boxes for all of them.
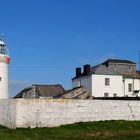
[14,84,65,98]
[14,87,32,98]
[102,59,136,65]
[35,84,65,97]
[72,59,139,80]
[118,71,140,79]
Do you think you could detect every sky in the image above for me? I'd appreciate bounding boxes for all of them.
[0,0,140,96]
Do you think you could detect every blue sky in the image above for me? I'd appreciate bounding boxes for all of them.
[0,0,140,96]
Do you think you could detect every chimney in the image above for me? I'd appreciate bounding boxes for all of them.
[83,64,90,76]
[76,67,81,78]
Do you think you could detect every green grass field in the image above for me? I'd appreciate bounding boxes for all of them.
[1,121,140,140]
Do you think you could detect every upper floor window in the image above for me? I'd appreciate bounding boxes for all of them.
[0,77,2,81]
[128,84,132,92]
[105,78,110,86]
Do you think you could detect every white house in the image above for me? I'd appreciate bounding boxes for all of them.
[72,59,140,97]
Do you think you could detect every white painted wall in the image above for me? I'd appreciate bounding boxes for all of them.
[0,62,8,99]
[72,76,92,96]
[92,74,123,97]
[124,78,140,96]
[134,79,140,91]
[0,99,16,129]
[72,74,140,97]
[72,74,123,97]
[1,99,140,129]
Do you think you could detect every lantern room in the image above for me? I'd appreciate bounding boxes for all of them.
[0,39,9,56]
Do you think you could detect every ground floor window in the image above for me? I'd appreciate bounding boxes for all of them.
[104,93,109,97]
[113,93,117,97]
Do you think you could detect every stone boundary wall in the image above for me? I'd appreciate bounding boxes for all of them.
[0,99,140,128]
[0,99,16,128]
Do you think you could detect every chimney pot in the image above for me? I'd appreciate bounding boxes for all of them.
[83,64,90,75]
[76,67,81,78]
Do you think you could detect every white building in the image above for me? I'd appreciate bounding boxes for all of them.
[0,38,10,99]
[72,59,140,97]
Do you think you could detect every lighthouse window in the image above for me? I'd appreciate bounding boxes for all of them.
[0,77,2,81]
[0,46,8,55]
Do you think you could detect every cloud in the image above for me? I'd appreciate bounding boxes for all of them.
[9,80,31,97]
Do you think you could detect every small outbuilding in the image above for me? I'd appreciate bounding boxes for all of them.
[14,84,65,99]
[14,84,90,99]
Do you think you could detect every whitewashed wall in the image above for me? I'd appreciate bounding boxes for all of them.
[134,79,140,91]
[72,74,123,97]
[124,78,140,96]
[92,74,123,97]
[1,99,140,129]
[0,99,16,128]
[72,74,140,97]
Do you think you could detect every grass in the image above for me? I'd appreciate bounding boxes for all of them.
[1,121,140,140]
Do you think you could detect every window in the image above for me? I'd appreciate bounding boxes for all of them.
[0,77,1,81]
[113,93,117,97]
[128,84,132,92]
[0,45,9,55]
[128,66,131,71]
[104,93,109,97]
[105,78,110,86]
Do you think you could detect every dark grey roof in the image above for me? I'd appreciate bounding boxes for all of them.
[90,64,100,74]
[72,59,138,80]
[14,84,65,98]
[35,84,65,97]
[117,71,140,79]
[14,87,32,98]
[102,59,136,65]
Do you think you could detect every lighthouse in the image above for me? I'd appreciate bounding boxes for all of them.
[0,38,10,99]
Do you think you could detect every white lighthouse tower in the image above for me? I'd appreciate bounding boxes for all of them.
[0,38,10,99]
